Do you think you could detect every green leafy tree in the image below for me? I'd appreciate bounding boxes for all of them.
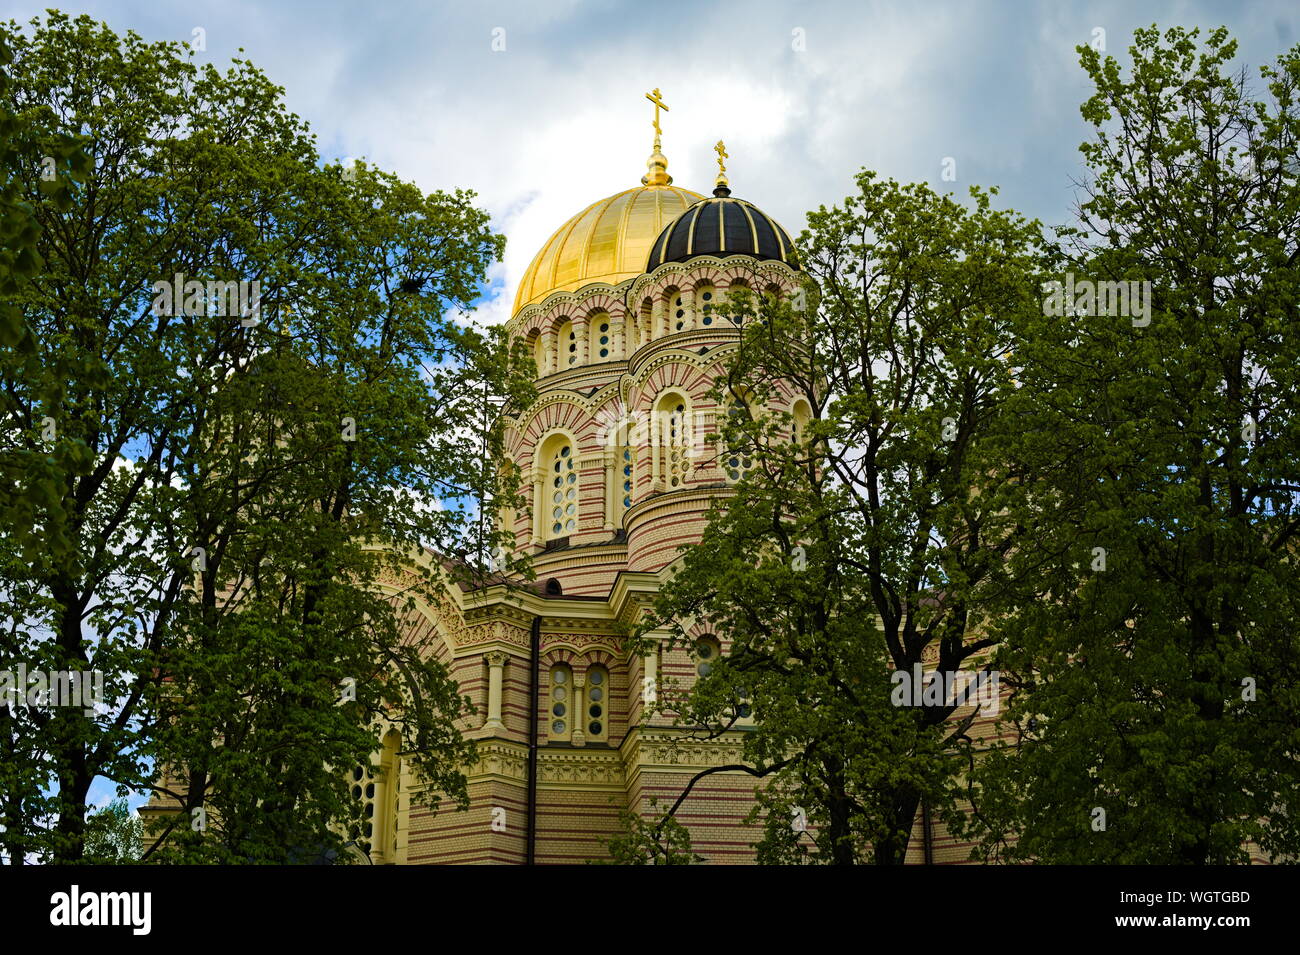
[0,12,527,864]
[962,26,1300,864]
[634,174,1045,863]
[83,797,142,863]
[597,801,702,865]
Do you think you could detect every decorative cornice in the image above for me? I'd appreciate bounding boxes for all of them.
[628,254,800,305]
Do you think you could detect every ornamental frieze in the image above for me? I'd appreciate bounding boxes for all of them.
[539,751,624,786]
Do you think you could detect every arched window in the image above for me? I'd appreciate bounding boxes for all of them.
[638,298,652,347]
[527,329,544,377]
[697,283,717,326]
[557,319,577,367]
[694,636,721,677]
[724,398,755,483]
[585,665,608,741]
[592,313,612,360]
[791,399,812,445]
[620,445,636,512]
[538,433,578,540]
[656,393,690,489]
[549,664,572,742]
[549,444,577,536]
[348,761,377,857]
[727,281,749,324]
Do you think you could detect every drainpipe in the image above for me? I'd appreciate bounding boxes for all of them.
[525,614,541,865]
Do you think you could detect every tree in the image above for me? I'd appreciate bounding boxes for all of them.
[83,797,142,863]
[961,26,1300,864]
[633,174,1045,863]
[0,12,526,863]
[597,802,701,865]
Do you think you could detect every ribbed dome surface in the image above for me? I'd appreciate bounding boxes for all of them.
[513,184,704,313]
[647,193,797,270]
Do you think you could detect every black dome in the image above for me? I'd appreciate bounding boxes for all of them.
[647,186,797,271]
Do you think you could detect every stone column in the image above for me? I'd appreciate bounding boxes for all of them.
[542,327,557,376]
[483,651,508,730]
[571,672,587,747]
[680,287,696,331]
[603,448,616,531]
[650,402,662,489]
[531,473,544,546]
[574,317,588,367]
[642,642,660,717]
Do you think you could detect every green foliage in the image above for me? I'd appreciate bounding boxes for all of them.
[0,12,529,864]
[634,174,1046,863]
[960,26,1300,863]
[83,798,142,863]
[597,802,701,865]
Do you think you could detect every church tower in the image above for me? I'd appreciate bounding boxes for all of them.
[376,93,806,863]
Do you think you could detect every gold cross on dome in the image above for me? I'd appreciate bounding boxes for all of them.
[714,140,728,177]
[645,88,669,140]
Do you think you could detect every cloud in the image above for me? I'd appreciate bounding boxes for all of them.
[9,0,1297,324]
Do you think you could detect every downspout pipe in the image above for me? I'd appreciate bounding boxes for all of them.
[525,614,541,865]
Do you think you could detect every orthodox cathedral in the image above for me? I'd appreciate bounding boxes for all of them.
[355,92,828,864]
[144,92,970,864]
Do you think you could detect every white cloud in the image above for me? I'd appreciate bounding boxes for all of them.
[11,0,1297,325]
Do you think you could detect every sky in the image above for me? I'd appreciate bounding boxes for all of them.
[5,0,1297,331]
[4,0,1296,824]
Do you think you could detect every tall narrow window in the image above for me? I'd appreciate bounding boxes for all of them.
[620,445,636,512]
[557,319,576,367]
[549,443,577,537]
[348,762,377,857]
[529,330,545,377]
[694,636,721,677]
[698,284,716,326]
[586,666,608,741]
[549,664,572,742]
[657,394,689,489]
[725,400,754,482]
[791,399,812,445]
[594,314,611,360]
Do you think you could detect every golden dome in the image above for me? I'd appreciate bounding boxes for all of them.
[513,181,704,314]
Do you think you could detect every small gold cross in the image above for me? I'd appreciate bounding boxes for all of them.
[645,88,669,139]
